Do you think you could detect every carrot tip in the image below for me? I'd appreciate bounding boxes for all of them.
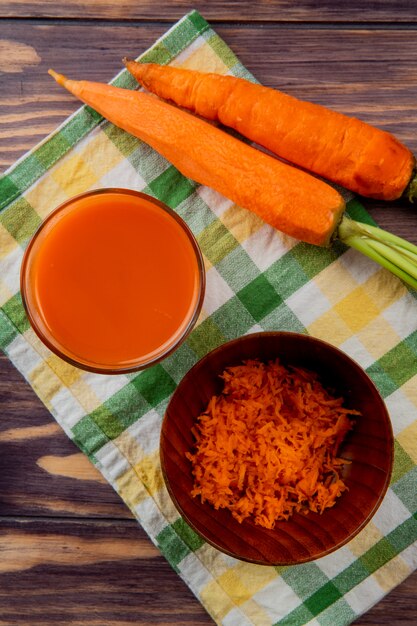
[123,57,134,66]
[48,69,68,87]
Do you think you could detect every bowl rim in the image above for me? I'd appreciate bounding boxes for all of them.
[160,331,394,565]
[20,187,206,375]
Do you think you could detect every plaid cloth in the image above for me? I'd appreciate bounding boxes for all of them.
[0,10,416,626]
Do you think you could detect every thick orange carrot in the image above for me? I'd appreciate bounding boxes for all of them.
[124,61,416,202]
[48,70,345,246]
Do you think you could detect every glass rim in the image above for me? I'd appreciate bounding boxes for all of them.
[20,187,206,375]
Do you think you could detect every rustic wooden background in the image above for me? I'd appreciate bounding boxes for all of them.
[0,1,416,624]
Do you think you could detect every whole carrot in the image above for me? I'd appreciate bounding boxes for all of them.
[123,60,416,202]
[49,70,417,289]
[48,70,345,247]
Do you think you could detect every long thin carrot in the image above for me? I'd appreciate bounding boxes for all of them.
[124,60,416,202]
[48,69,345,247]
[49,70,417,289]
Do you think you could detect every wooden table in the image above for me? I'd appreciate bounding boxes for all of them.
[0,2,416,624]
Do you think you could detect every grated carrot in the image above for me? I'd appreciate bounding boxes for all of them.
[186,359,360,529]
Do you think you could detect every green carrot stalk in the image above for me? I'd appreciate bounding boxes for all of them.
[337,216,417,290]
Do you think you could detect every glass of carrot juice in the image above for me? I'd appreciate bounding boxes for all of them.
[21,188,205,374]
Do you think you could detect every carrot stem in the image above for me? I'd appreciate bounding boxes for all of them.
[337,215,417,290]
[404,170,417,202]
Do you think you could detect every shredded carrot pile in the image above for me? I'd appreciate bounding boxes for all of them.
[187,359,360,529]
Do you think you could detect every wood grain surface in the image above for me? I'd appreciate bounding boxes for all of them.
[1,0,417,22]
[0,2,416,624]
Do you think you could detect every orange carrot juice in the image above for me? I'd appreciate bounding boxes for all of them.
[21,189,204,373]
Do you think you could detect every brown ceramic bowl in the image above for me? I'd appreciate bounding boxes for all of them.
[161,331,393,565]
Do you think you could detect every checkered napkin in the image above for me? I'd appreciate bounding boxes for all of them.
[0,10,416,626]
